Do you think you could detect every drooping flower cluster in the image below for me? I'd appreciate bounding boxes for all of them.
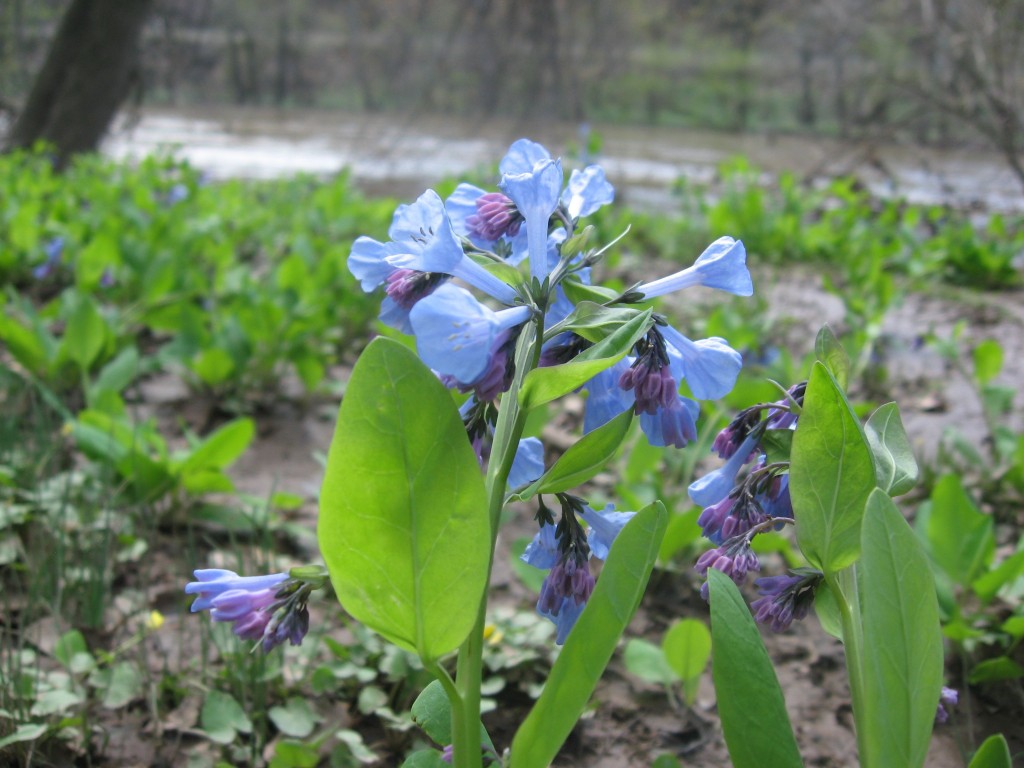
[520,494,635,643]
[690,382,822,630]
[185,567,325,651]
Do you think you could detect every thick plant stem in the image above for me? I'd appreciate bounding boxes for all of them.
[452,318,542,768]
[830,565,871,767]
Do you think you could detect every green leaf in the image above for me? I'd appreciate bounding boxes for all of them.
[972,340,1003,386]
[270,740,320,768]
[865,402,918,496]
[861,489,943,768]
[0,314,50,376]
[318,338,490,661]
[760,429,793,465]
[968,656,1024,684]
[560,278,621,306]
[559,303,649,344]
[269,698,321,738]
[201,690,252,744]
[663,619,711,705]
[90,345,140,398]
[972,551,1024,604]
[509,501,667,768]
[518,308,652,410]
[651,756,683,768]
[657,507,702,562]
[60,295,107,372]
[623,639,677,685]
[400,750,447,768]
[510,538,547,593]
[192,348,235,385]
[410,680,494,753]
[708,569,803,768]
[814,325,849,391]
[0,723,47,750]
[178,418,255,474]
[101,662,142,709]
[813,584,843,641]
[514,409,632,500]
[54,630,89,669]
[926,475,994,586]
[790,362,876,574]
[968,734,1012,768]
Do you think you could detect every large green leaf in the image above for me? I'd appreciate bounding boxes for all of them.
[814,325,849,391]
[926,474,994,587]
[60,295,107,372]
[864,402,918,497]
[861,489,943,768]
[708,569,804,768]
[177,417,255,474]
[790,362,875,574]
[512,409,632,500]
[318,338,490,661]
[518,308,652,410]
[509,501,667,768]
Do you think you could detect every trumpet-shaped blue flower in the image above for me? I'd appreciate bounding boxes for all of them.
[582,359,636,433]
[410,283,531,395]
[508,437,545,491]
[185,569,288,612]
[688,433,761,508]
[498,140,564,283]
[660,326,743,401]
[521,522,560,570]
[562,166,614,219]
[636,237,752,298]
[639,396,700,448]
[581,504,635,559]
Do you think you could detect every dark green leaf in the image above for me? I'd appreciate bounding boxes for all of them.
[861,489,943,768]
[972,551,1024,604]
[410,681,494,752]
[968,656,1024,684]
[790,362,875,574]
[509,502,667,768]
[760,429,794,464]
[318,338,490,661]
[708,569,803,768]
[813,584,843,641]
[61,296,107,372]
[865,402,918,496]
[400,750,447,768]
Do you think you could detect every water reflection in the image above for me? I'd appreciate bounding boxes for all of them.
[103,107,1024,213]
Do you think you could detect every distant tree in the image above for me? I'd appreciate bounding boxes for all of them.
[4,0,154,167]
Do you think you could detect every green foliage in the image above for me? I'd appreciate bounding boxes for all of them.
[509,501,667,768]
[318,338,490,661]
[708,570,803,768]
[624,618,711,707]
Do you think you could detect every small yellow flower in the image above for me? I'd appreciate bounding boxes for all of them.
[145,610,165,631]
[483,624,503,645]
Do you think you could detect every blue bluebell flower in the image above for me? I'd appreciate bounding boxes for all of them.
[185,569,288,612]
[508,437,544,491]
[581,504,635,560]
[935,687,958,724]
[636,237,752,298]
[688,433,761,508]
[694,535,761,600]
[581,359,636,433]
[561,166,614,219]
[521,522,560,570]
[410,283,531,398]
[32,236,64,280]
[498,140,564,283]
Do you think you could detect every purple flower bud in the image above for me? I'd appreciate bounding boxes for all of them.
[466,192,523,241]
[695,536,761,599]
[935,686,958,724]
[750,569,823,632]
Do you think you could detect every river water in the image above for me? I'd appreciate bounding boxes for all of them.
[103,106,1024,214]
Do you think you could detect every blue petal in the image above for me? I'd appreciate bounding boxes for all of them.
[377,295,413,334]
[661,326,742,401]
[500,158,564,282]
[521,523,559,569]
[508,437,544,491]
[348,236,394,291]
[499,139,552,176]
[410,284,499,382]
[444,183,488,242]
[538,596,586,645]
[688,434,759,507]
[582,504,635,560]
[583,360,635,433]
[639,396,699,448]
[562,166,614,219]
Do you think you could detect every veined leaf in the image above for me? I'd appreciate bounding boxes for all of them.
[865,402,918,496]
[318,338,490,661]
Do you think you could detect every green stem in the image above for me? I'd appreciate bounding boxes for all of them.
[452,318,543,768]
[829,565,871,767]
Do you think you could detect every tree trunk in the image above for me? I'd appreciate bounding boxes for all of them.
[5,0,154,167]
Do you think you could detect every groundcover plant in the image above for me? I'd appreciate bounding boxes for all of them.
[185,140,1010,768]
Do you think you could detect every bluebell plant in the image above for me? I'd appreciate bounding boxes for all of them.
[185,137,753,767]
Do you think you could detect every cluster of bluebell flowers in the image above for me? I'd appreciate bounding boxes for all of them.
[345,138,753,643]
[689,381,828,631]
[185,566,325,651]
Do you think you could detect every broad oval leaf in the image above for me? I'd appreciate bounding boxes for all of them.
[318,338,490,662]
[861,489,944,768]
[509,501,667,768]
[814,324,849,392]
[708,569,803,768]
[865,402,918,497]
[926,474,994,587]
[663,618,711,682]
[790,362,875,574]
